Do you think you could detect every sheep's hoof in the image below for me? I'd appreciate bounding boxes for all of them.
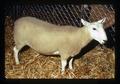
[69,66,73,70]
[69,68,75,72]
[61,71,65,75]
[61,69,65,75]
[15,61,20,65]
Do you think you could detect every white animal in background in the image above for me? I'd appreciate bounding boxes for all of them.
[13,16,107,72]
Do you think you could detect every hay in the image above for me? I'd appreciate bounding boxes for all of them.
[5,16,115,79]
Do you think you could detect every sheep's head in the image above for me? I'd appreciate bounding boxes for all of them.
[81,18,107,44]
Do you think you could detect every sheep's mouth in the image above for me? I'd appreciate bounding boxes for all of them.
[101,41,105,44]
[99,40,107,44]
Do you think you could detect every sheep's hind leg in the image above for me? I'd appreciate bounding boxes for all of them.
[13,46,20,64]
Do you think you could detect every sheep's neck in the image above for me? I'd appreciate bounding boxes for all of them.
[77,27,93,48]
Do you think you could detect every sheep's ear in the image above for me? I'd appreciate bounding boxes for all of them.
[97,17,106,23]
[81,19,90,26]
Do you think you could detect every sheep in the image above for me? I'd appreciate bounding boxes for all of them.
[13,16,107,72]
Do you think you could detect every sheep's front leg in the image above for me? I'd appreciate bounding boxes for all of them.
[61,59,67,72]
[69,58,73,70]
[13,46,19,64]
[60,54,68,73]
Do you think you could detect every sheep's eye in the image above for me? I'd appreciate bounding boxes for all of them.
[93,28,96,30]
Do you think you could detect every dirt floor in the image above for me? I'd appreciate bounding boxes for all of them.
[5,16,115,79]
